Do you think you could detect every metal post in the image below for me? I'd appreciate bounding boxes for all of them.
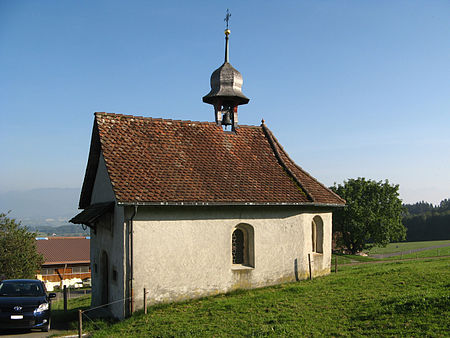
[144,288,147,314]
[308,254,312,280]
[78,309,82,338]
[63,285,67,312]
[335,255,338,273]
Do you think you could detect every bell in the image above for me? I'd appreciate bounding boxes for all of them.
[222,111,232,125]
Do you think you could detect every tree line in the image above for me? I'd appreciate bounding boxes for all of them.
[403,199,450,241]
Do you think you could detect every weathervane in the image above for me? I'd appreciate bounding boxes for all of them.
[223,9,231,63]
[224,9,231,30]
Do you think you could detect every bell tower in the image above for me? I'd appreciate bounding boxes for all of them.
[203,10,249,131]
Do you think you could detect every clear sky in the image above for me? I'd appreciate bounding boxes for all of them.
[1,0,449,205]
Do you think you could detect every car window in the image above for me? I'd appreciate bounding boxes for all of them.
[0,282,45,297]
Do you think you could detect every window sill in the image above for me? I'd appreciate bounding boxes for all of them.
[231,265,254,271]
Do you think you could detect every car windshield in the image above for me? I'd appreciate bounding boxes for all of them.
[0,281,45,297]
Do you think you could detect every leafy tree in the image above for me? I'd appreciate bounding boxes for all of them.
[0,212,43,280]
[330,178,406,254]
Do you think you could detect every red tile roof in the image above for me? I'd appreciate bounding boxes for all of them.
[36,237,90,265]
[79,113,345,208]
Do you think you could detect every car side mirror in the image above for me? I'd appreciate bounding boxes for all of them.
[49,293,57,299]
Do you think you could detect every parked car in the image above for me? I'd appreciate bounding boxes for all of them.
[0,279,56,332]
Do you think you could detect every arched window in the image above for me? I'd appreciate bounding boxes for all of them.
[312,216,324,253]
[231,224,254,267]
[232,229,244,264]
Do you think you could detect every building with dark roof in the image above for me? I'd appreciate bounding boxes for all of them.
[71,26,344,319]
[35,237,90,284]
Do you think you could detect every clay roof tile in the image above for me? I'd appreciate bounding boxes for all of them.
[79,113,345,207]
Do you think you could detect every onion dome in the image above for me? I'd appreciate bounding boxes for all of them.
[203,27,249,130]
[203,30,249,107]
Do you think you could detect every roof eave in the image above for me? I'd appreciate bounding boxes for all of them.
[117,201,345,208]
[42,260,90,266]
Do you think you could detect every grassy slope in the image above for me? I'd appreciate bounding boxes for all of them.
[382,246,450,260]
[52,295,91,329]
[83,258,449,337]
[333,254,375,264]
[368,240,450,255]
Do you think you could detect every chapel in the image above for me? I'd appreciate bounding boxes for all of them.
[71,25,345,319]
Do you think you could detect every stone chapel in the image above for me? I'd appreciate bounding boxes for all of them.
[71,26,345,319]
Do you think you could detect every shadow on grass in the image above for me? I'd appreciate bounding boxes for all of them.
[51,295,91,330]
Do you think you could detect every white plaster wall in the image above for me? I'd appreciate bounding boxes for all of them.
[131,206,332,310]
[91,153,115,204]
[89,153,126,318]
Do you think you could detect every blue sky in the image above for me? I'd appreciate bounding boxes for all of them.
[1,0,449,205]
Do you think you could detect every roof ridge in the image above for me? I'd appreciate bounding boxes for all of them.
[261,124,313,202]
[268,130,346,205]
[94,112,260,128]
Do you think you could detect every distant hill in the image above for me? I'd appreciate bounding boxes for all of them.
[30,223,89,237]
[0,188,80,227]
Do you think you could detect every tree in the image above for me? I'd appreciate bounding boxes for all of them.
[0,212,43,280]
[438,198,450,212]
[330,178,406,254]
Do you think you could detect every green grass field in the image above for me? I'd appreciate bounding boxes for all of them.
[332,241,450,269]
[332,253,375,265]
[52,294,91,330]
[367,240,450,255]
[382,246,450,260]
[62,257,450,337]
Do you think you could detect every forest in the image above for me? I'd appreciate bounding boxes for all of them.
[403,199,450,241]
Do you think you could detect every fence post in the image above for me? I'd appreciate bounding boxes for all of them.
[335,255,338,273]
[63,285,67,312]
[78,309,82,338]
[308,254,312,280]
[144,288,147,314]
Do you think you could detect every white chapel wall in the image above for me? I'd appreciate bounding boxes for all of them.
[90,153,115,204]
[131,206,332,310]
[89,152,126,318]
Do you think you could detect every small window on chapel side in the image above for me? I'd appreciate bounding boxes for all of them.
[231,224,255,268]
[312,216,324,254]
[232,229,245,264]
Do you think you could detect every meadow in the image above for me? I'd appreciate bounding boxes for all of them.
[367,240,450,255]
[56,257,449,337]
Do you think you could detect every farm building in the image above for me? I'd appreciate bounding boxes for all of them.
[71,28,345,319]
[35,236,91,290]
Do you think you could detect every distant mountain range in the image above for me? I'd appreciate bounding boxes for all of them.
[0,188,80,228]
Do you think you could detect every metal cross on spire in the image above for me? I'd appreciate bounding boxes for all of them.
[224,9,231,30]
